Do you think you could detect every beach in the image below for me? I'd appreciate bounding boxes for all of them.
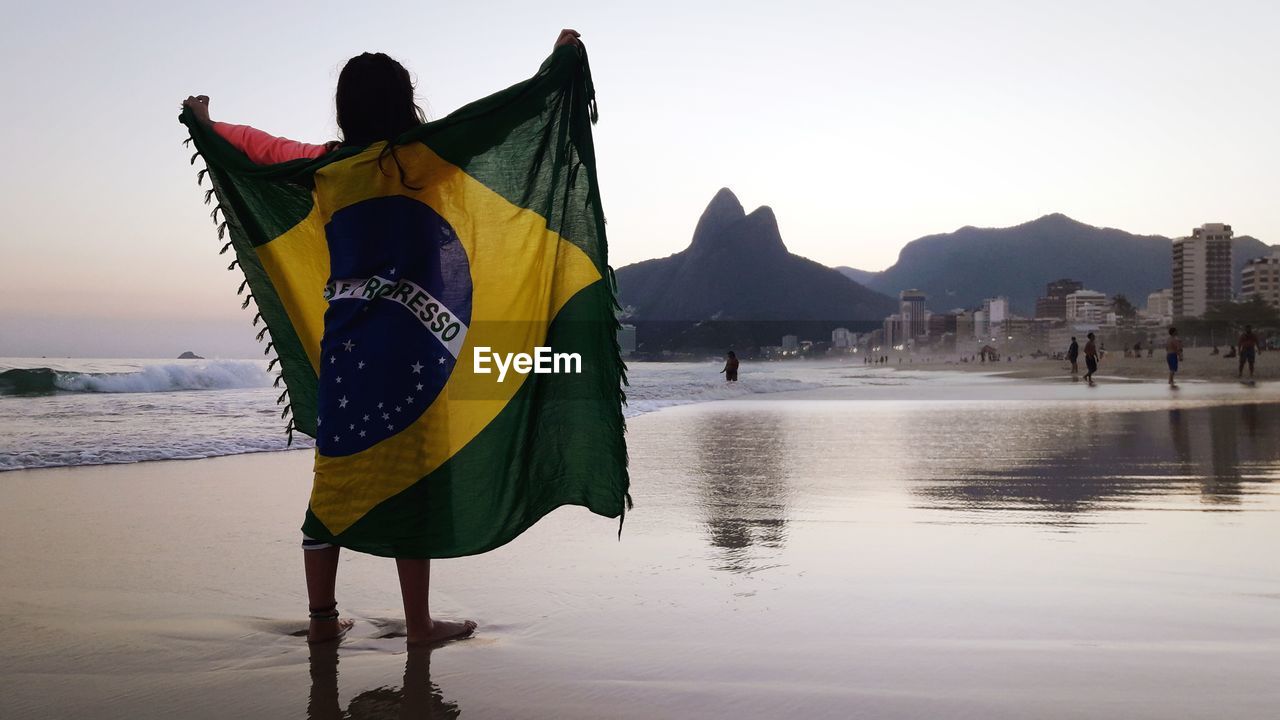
[897,346,1278,382]
[3,372,1280,719]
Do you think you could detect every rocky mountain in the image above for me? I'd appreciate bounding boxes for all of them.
[837,214,1276,314]
[615,189,896,322]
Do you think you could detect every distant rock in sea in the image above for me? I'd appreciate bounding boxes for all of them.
[614,188,895,322]
[177,351,204,360]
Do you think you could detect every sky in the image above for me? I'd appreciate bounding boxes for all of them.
[1,0,1277,357]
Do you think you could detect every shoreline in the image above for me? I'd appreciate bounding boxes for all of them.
[6,369,1280,477]
[886,346,1276,383]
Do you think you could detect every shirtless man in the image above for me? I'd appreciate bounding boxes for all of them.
[1083,333,1099,385]
[1166,327,1183,387]
[1238,325,1259,379]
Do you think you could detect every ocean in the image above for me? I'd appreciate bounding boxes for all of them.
[0,357,894,471]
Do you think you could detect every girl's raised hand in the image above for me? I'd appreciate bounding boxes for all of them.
[182,95,212,125]
[554,29,581,48]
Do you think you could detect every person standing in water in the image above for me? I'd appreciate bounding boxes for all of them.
[1083,332,1099,385]
[181,28,584,646]
[1238,324,1259,380]
[720,351,739,382]
[1067,336,1079,376]
[1165,327,1183,387]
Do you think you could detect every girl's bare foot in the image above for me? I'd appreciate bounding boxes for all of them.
[308,617,354,644]
[407,619,476,647]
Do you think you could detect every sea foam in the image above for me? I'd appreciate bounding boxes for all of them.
[0,360,272,395]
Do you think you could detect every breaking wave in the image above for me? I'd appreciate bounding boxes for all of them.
[0,361,272,396]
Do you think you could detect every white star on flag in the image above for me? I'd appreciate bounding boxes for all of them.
[357,361,365,369]
[438,357,446,365]
[348,424,355,430]
[359,430,366,437]
[338,396,349,408]
[406,395,414,404]
[411,361,424,374]
[333,435,340,442]
[362,414,369,422]
[415,383,423,391]
[387,423,394,430]
[382,412,390,420]
[329,356,335,365]
[343,339,355,352]
[336,377,343,384]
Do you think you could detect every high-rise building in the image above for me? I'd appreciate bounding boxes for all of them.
[982,297,1008,336]
[617,324,637,356]
[781,334,799,352]
[954,310,973,341]
[973,310,988,339]
[1144,289,1174,320]
[1065,290,1109,322]
[882,315,901,348]
[899,290,928,339]
[1172,223,1233,318]
[927,313,958,338]
[831,327,854,348]
[1242,254,1280,309]
[1035,278,1084,319]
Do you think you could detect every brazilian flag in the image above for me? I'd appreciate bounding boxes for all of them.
[180,46,629,558]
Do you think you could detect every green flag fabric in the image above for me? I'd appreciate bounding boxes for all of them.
[180,45,630,558]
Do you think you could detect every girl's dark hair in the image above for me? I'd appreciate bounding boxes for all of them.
[336,52,425,146]
[335,52,426,187]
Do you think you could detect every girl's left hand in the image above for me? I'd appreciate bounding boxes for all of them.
[554,29,581,48]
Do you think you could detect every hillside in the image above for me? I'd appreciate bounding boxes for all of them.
[837,215,1275,313]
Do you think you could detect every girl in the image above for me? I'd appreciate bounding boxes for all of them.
[182,28,582,646]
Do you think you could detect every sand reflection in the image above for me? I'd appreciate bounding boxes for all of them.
[307,645,458,720]
[914,403,1280,522]
[694,411,793,573]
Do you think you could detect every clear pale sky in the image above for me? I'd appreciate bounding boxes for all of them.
[1,1,1276,357]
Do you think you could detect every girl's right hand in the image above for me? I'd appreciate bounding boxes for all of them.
[182,95,212,125]
[554,29,581,48]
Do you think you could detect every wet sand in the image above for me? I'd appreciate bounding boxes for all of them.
[894,346,1278,382]
[3,377,1280,719]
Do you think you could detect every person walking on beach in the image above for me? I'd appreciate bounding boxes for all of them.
[182,28,586,646]
[1083,332,1099,385]
[720,351,739,382]
[1239,324,1259,379]
[1165,327,1183,387]
[1067,336,1079,376]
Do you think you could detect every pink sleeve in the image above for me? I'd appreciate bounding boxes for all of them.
[212,122,329,165]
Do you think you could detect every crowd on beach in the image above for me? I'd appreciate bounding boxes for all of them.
[1060,325,1262,387]
[718,325,1268,387]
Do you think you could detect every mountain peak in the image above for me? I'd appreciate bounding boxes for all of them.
[1026,212,1087,229]
[709,187,741,209]
[739,205,788,255]
[691,188,747,251]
